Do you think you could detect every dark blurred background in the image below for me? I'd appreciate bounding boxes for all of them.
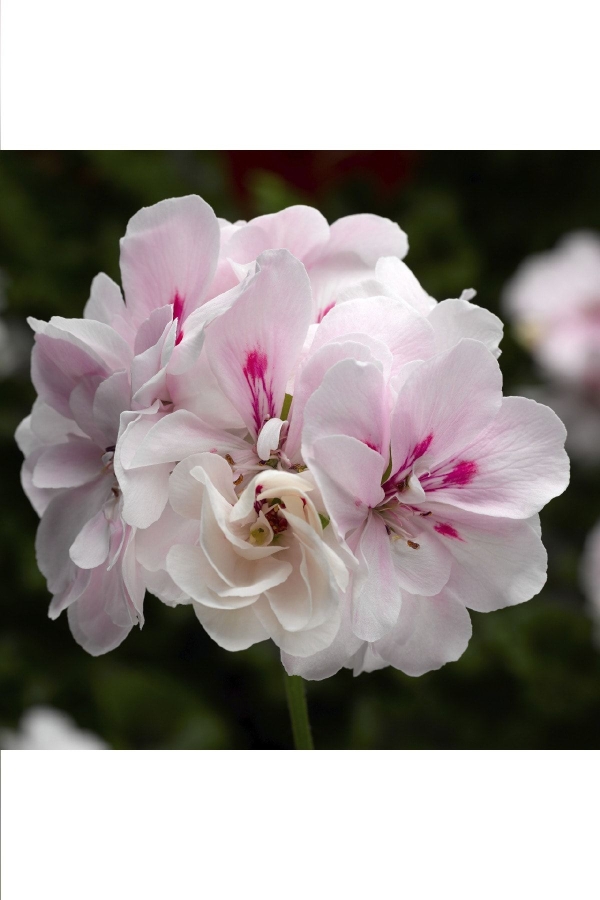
[1,150,600,750]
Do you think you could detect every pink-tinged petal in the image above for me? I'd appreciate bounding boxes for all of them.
[130,320,176,408]
[350,644,390,675]
[68,371,130,449]
[114,407,171,528]
[264,511,346,635]
[265,540,314,631]
[48,567,92,620]
[21,449,55,517]
[32,438,102,489]
[166,542,287,609]
[119,457,171,530]
[310,296,435,372]
[428,298,503,358]
[30,334,106,418]
[303,357,390,456]
[91,371,131,447]
[321,214,408,266]
[167,283,243,377]
[193,602,270,651]
[224,205,330,266]
[427,396,569,518]
[129,409,253,470]
[287,509,350,599]
[388,524,452,597]
[375,257,436,314]
[370,592,472,677]
[36,475,113,596]
[305,213,409,316]
[205,249,313,438]
[332,276,386,305]
[67,574,133,656]
[83,272,130,337]
[307,435,385,538]
[15,414,36,456]
[351,514,403,642]
[135,501,198,573]
[143,567,190,608]
[120,532,145,622]
[30,399,86,445]
[133,305,173,356]
[253,595,341,657]
[389,340,503,482]
[119,195,220,326]
[169,453,237,520]
[35,316,132,373]
[286,339,392,462]
[426,506,547,612]
[281,601,362,679]
[169,348,245,430]
[69,510,110,569]
[67,376,102,441]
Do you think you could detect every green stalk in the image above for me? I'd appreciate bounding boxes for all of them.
[283,672,314,750]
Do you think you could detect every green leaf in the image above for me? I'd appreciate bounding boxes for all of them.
[319,513,330,530]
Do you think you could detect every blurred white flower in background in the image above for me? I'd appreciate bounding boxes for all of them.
[0,706,109,750]
[504,232,600,390]
[503,232,600,464]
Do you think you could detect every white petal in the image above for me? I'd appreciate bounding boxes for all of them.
[371,593,472,677]
[427,507,548,612]
[69,510,110,569]
[33,439,102,489]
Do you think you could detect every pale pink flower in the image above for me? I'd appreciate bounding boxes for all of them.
[503,232,600,390]
[283,339,569,678]
[16,319,157,655]
[17,195,224,654]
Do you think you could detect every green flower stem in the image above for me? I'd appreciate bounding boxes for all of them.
[283,672,314,750]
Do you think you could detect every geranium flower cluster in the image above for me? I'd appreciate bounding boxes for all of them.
[17,197,570,678]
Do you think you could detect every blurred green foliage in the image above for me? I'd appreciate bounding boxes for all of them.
[2,151,600,749]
